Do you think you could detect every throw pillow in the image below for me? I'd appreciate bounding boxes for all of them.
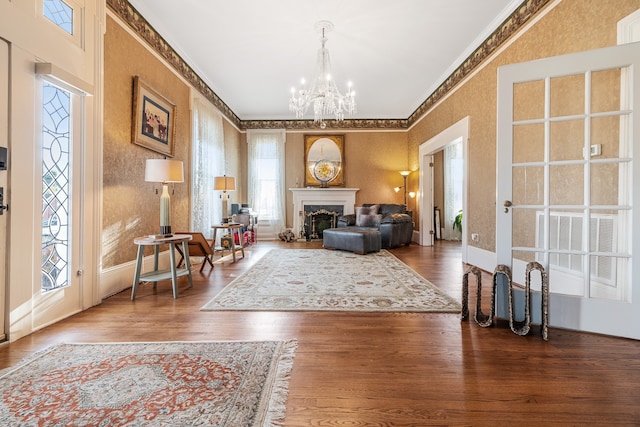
[360,204,380,215]
[356,205,381,227]
[357,213,382,227]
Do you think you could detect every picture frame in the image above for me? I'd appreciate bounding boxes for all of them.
[220,235,233,250]
[304,134,345,187]
[132,76,176,157]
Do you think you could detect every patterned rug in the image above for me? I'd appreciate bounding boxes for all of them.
[202,249,461,312]
[0,340,297,426]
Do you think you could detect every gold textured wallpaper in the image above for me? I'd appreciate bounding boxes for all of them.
[103,0,639,267]
[103,16,191,268]
[283,131,409,228]
[407,0,640,252]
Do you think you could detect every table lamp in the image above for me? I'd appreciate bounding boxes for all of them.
[214,175,236,223]
[145,158,184,237]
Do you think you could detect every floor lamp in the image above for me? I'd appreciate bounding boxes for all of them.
[145,159,184,237]
[394,170,411,206]
[214,175,236,223]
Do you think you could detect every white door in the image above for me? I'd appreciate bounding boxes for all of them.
[497,42,640,339]
[0,39,8,341]
[420,154,435,247]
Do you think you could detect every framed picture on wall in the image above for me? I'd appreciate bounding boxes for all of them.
[131,76,176,157]
[304,134,345,187]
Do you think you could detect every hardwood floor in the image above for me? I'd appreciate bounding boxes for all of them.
[1,240,639,425]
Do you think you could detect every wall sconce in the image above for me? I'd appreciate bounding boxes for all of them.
[394,170,411,206]
[145,158,184,237]
[214,175,236,223]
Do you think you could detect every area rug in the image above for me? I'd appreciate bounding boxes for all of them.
[202,249,461,312]
[0,340,297,426]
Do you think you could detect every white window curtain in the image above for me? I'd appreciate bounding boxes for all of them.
[247,130,286,238]
[443,138,463,241]
[191,96,224,238]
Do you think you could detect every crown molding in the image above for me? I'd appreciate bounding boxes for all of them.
[108,0,551,131]
[106,0,242,129]
[240,118,409,131]
[407,0,552,126]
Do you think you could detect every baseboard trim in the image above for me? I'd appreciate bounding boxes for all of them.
[466,246,496,273]
[100,251,172,299]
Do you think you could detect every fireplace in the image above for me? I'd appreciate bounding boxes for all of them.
[303,205,342,240]
[290,188,359,240]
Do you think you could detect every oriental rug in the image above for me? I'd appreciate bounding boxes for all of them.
[202,249,461,312]
[0,340,297,426]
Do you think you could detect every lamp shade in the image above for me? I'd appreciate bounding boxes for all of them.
[145,159,184,183]
[214,176,236,191]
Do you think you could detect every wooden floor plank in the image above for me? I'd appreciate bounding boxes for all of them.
[1,240,639,425]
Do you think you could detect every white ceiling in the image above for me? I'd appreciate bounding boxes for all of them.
[127,0,522,121]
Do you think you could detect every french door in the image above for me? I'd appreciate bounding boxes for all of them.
[497,42,640,339]
[0,39,8,341]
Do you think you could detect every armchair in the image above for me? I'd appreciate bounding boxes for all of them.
[337,203,413,248]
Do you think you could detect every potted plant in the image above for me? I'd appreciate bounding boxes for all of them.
[453,209,463,233]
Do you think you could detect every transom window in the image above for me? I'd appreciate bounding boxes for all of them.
[43,0,73,35]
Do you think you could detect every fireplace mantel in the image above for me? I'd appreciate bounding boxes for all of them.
[290,188,359,239]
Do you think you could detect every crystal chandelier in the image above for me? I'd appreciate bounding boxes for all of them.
[289,21,356,128]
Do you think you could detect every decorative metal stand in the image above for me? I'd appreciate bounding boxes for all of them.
[460,265,498,327]
[508,263,529,336]
[461,263,549,341]
[478,264,510,328]
[460,266,475,321]
[526,261,549,341]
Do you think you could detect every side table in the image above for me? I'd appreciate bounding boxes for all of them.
[131,234,193,300]
[211,223,245,262]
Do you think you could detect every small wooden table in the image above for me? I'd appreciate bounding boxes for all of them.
[211,223,245,262]
[131,234,193,300]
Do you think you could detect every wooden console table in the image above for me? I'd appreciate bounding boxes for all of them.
[131,234,193,300]
[212,223,245,262]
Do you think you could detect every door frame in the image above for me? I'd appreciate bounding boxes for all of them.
[2,0,104,341]
[0,38,8,341]
[418,116,469,262]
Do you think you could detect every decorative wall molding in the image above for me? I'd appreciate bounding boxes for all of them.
[407,0,552,127]
[108,0,551,131]
[240,118,409,130]
[106,0,242,129]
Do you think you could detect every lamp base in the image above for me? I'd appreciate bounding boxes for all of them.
[153,233,174,239]
[159,184,173,238]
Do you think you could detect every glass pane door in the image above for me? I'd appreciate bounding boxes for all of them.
[497,41,639,338]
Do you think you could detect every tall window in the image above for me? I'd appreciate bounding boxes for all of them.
[247,130,286,235]
[41,82,71,291]
[191,97,224,238]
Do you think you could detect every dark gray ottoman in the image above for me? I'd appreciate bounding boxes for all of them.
[322,228,382,254]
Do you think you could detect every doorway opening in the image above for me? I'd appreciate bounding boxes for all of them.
[418,116,469,263]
